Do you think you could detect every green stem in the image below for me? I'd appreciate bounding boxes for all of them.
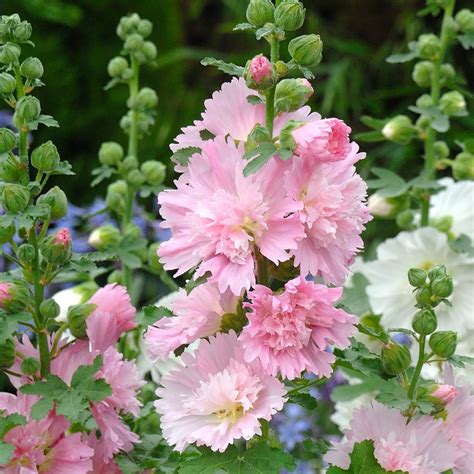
[407,335,426,400]
[51,323,68,356]
[287,378,322,396]
[421,0,455,226]
[14,65,29,186]
[265,37,280,134]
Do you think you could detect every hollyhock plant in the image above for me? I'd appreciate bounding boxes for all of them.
[158,137,305,295]
[145,282,240,360]
[239,277,358,379]
[155,331,286,452]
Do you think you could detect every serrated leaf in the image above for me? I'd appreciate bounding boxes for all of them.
[387,328,417,338]
[255,24,275,40]
[201,57,244,76]
[449,234,474,257]
[30,397,55,420]
[170,146,201,166]
[340,273,370,316]
[104,77,121,91]
[140,305,173,326]
[331,376,395,403]
[0,442,14,465]
[303,438,330,456]
[91,165,115,187]
[366,167,408,198]
[289,392,318,410]
[447,354,474,368]
[409,176,442,190]
[0,313,31,342]
[458,32,474,50]
[179,442,296,474]
[243,142,277,176]
[27,114,59,131]
[56,390,88,420]
[357,323,389,343]
[48,160,75,176]
[21,374,68,397]
[386,51,418,64]
[0,413,26,438]
[247,94,264,105]
[234,22,255,31]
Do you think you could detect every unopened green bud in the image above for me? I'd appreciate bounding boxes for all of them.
[0,72,16,94]
[417,34,441,60]
[141,160,166,186]
[440,64,455,84]
[0,128,16,153]
[289,34,323,67]
[408,268,427,288]
[412,61,434,87]
[13,21,32,42]
[148,242,162,272]
[117,13,140,39]
[452,152,474,180]
[396,209,415,230]
[127,169,145,188]
[0,222,15,245]
[412,308,437,335]
[0,23,8,42]
[40,298,60,319]
[124,33,144,51]
[106,180,128,214]
[274,0,306,31]
[246,0,275,27]
[37,186,68,220]
[433,141,450,160]
[381,341,411,375]
[429,331,457,358]
[120,113,132,134]
[21,357,40,375]
[275,78,313,113]
[245,123,273,153]
[275,60,288,76]
[17,243,35,265]
[41,229,72,265]
[455,9,474,33]
[439,91,466,116]
[88,225,121,250]
[0,42,21,64]
[31,141,60,172]
[416,286,433,307]
[0,155,20,183]
[20,57,44,79]
[431,274,453,298]
[99,141,123,167]
[135,18,152,37]
[0,338,15,368]
[428,264,447,281]
[140,41,157,62]
[68,303,96,339]
[107,56,128,78]
[133,87,158,110]
[382,115,415,145]
[416,94,433,109]
[15,96,41,123]
[431,215,453,234]
[121,155,138,171]
[0,279,29,312]
[2,183,30,213]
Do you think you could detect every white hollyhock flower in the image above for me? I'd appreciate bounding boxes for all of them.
[364,227,474,339]
[53,281,98,322]
[331,392,373,431]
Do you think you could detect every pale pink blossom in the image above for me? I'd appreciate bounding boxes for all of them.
[155,331,286,452]
[324,401,458,474]
[158,137,305,295]
[286,149,371,284]
[249,55,272,84]
[239,277,357,379]
[432,384,458,404]
[291,118,351,162]
[0,281,12,308]
[53,228,71,246]
[145,282,239,359]
[86,284,137,351]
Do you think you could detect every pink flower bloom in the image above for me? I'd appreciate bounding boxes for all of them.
[0,281,12,308]
[53,228,71,246]
[249,55,272,84]
[171,78,319,151]
[285,150,371,284]
[86,284,137,351]
[155,331,286,453]
[324,401,458,474]
[145,282,239,360]
[239,277,358,379]
[158,137,305,295]
[432,384,458,404]
[291,118,351,162]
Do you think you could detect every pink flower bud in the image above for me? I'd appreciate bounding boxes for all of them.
[249,54,272,84]
[0,282,12,309]
[54,228,71,246]
[432,384,458,404]
[297,78,314,99]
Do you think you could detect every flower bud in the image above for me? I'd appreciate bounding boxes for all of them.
[31,141,60,172]
[67,303,96,339]
[0,222,15,245]
[106,180,128,215]
[13,21,32,42]
[433,141,450,160]
[41,228,72,265]
[117,13,140,39]
[246,0,275,27]
[275,60,288,76]
[288,34,323,67]
[126,169,145,188]
[431,274,453,298]
[137,19,153,37]
[53,282,98,323]
[21,357,40,376]
[381,341,411,376]
[416,94,433,109]
[408,268,428,288]
[440,64,455,84]
[98,141,123,167]
[0,155,21,183]
[40,298,60,320]
[368,193,395,218]
[15,96,41,123]
[452,152,474,180]
[17,243,35,265]
[37,186,68,221]
[140,41,157,62]
[416,287,433,307]
[107,56,128,78]
[2,183,30,214]
[245,124,273,153]
[412,61,434,87]
[88,225,121,250]
[455,9,474,33]
[429,331,457,358]
[412,308,437,335]
[148,242,162,272]
[0,280,29,312]
[439,91,466,116]
[431,384,458,404]
[0,338,16,368]
[274,0,306,31]
[20,57,44,79]
[244,55,276,91]
[382,115,415,145]
[124,33,144,51]
[427,264,447,281]
[0,23,8,42]
[141,160,166,186]
[0,42,21,64]
[417,34,441,60]
[133,87,158,110]
[0,72,16,95]
[121,155,138,171]
[275,78,313,113]
[0,127,16,153]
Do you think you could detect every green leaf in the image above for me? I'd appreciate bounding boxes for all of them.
[354,131,385,143]
[0,442,14,465]
[303,438,330,456]
[360,115,387,130]
[357,323,389,343]
[113,234,148,270]
[30,397,55,420]
[331,375,394,403]
[63,251,117,274]
[408,176,442,190]
[447,354,474,368]
[387,328,417,338]
[340,273,370,316]
[289,392,318,410]
[27,114,59,130]
[334,339,383,377]
[386,50,417,64]
[255,24,276,40]
[0,413,26,438]
[104,77,121,91]
[170,146,201,166]
[449,234,474,257]
[458,32,474,50]
[179,442,296,474]
[234,22,255,32]
[366,167,408,198]
[91,165,115,187]
[0,312,31,342]
[243,142,277,176]
[48,160,75,176]
[139,305,174,326]
[247,94,264,105]
[201,57,244,76]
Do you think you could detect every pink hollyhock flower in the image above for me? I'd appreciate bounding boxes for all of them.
[0,393,93,474]
[285,149,371,284]
[249,54,272,84]
[239,277,358,379]
[86,284,137,351]
[324,401,458,474]
[171,78,319,151]
[155,331,286,453]
[0,281,11,308]
[291,118,351,162]
[145,282,239,360]
[158,137,305,295]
